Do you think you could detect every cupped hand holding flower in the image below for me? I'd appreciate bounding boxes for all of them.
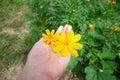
[19,25,72,80]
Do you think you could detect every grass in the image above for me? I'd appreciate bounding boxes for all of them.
[0,0,28,79]
[0,34,24,68]
[3,20,24,28]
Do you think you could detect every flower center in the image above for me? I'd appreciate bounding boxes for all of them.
[48,34,53,39]
[64,40,69,45]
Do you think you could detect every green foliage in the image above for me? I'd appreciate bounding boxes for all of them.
[98,48,116,60]
[67,56,80,70]
[27,0,120,79]
[85,66,116,80]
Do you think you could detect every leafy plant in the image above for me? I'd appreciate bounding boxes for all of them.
[26,0,120,79]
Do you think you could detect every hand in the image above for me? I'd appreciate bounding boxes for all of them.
[19,25,72,80]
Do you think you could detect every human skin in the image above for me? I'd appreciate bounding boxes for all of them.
[18,25,72,80]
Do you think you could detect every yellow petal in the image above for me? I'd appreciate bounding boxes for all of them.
[51,29,55,35]
[46,40,51,44]
[43,38,48,42]
[53,34,59,41]
[60,48,68,57]
[45,29,50,35]
[52,41,60,46]
[68,30,74,41]
[68,30,74,36]
[60,30,66,41]
[53,45,64,52]
[69,48,79,57]
[70,43,83,49]
[73,34,81,42]
[42,33,47,37]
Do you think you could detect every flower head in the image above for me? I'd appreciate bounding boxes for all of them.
[86,0,90,2]
[53,30,83,57]
[88,24,94,30]
[42,29,57,44]
[108,0,111,3]
[112,1,117,5]
[107,26,120,32]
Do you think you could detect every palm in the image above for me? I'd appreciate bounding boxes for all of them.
[26,25,71,79]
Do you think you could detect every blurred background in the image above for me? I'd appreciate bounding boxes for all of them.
[0,0,120,80]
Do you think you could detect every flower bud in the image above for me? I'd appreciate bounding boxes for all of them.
[88,24,94,30]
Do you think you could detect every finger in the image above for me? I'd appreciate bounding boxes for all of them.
[55,26,63,34]
[63,24,72,33]
[58,52,71,70]
[67,25,72,32]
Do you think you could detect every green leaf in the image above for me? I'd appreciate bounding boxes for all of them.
[85,66,97,80]
[94,33,105,43]
[85,66,116,80]
[98,48,116,60]
[97,70,116,80]
[67,56,79,70]
[86,30,105,47]
[73,63,84,73]
[101,61,116,72]
[98,1,105,10]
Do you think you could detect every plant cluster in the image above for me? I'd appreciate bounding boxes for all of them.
[26,0,120,80]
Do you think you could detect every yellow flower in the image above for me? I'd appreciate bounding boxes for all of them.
[88,24,94,30]
[53,30,83,57]
[42,29,56,44]
[108,0,111,3]
[112,1,117,5]
[86,0,90,2]
[114,27,120,31]
[107,26,120,32]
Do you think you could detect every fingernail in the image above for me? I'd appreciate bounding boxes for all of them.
[67,25,72,32]
[56,26,63,34]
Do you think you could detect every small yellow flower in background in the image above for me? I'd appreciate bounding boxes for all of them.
[107,26,120,32]
[108,0,111,3]
[86,0,90,2]
[114,26,120,31]
[112,1,117,5]
[88,24,94,30]
[42,29,56,44]
[53,30,83,57]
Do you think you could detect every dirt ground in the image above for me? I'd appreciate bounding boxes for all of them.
[0,4,29,80]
